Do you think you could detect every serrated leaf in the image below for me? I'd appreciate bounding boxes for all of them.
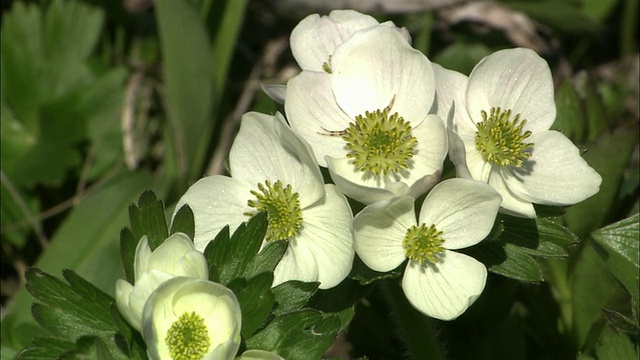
[500,216,578,258]
[24,269,129,359]
[3,171,167,354]
[592,214,640,314]
[18,337,75,360]
[272,281,319,317]
[466,240,544,282]
[26,270,115,335]
[128,190,169,250]
[602,308,638,334]
[246,310,340,360]
[233,272,276,338]
[169,204,195,239]
[204,212,268,285]
[119,228,137,284]
[244,241,288,279]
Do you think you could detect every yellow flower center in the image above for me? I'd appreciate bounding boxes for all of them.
[246,180,303,242]
[342,108,417,176]
[165,311,210,360]
[402,224,445,264]
[475,107,534,168]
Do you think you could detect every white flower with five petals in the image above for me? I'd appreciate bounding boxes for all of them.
[262,9,410,103]
[285,25,447,205]
[173,112,353,290]
[435,48,602,217]
[353,178,501,320]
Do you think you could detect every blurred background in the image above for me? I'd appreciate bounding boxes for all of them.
[1,0,638,358]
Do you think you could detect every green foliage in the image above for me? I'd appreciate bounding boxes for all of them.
[1,0,125,188]
[18,269,131,359]
[467,215,579,282]
[592,214,640,322]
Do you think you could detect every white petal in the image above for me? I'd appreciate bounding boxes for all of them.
[115,279,138,330]
[406,114,448,196]
[418,178,502,250]
[230,112,324,206]
[290,10,379,71]
[433,64,473,129]
[353,196,415,272]
[285,71,353,167]
[467,48,556,132]
[273,237,319,287]
[504,130,602,206]
[465,144,493,183]
[260,83,286,104]
[447,128,473,179]
[402,251,487,320]
[236,350,285,360]
[174,176,252,251]
[331,26,435,122]
[147,233,198,274]
[294,184,354,289]
[134,236,151,279]
[488,169,536,218]
[326,156,410,205]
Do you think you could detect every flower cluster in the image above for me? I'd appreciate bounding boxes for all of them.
[115,8,602,359]
[176,9,601,319]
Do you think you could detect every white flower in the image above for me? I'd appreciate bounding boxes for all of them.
[142,277,241,360]
[235,350,285,360]
[435,48,602,217]
[353,178,502,320]
[173,112,354,290]
[115,233,208,331]
[262,9,410,104]
[285,25,447,205]
[290,9,410,72]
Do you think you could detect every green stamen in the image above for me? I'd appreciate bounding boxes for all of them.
[342,109,417,176]
[322,56,332,73]
[165,311,210,360]
[475,107,534,167]
[403,224,445,265]
[245,180,303,242]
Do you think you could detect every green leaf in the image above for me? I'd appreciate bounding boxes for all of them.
[204,212,268,285]
[119,228,137,284]
[169,204,195,239]
[128,190,169,250]
[232,272,276,338]
[272,281,319,317]
[350,255,403,285]
[154,0,214,181]
[592,214,640,314]
[18,337,75,360]
[2,171,167,353]
[602,308,638,334]
[507,0,599,34]
[564,125,639,239]
[433,42,492,76]
[500,216,578,258]
[572,243,626,349]
[1,0,109,188]
[553,80,585,142]
[244,241,288,279]
[246,310,341,360]
[24,269,128,359]
[595,325,638,360]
